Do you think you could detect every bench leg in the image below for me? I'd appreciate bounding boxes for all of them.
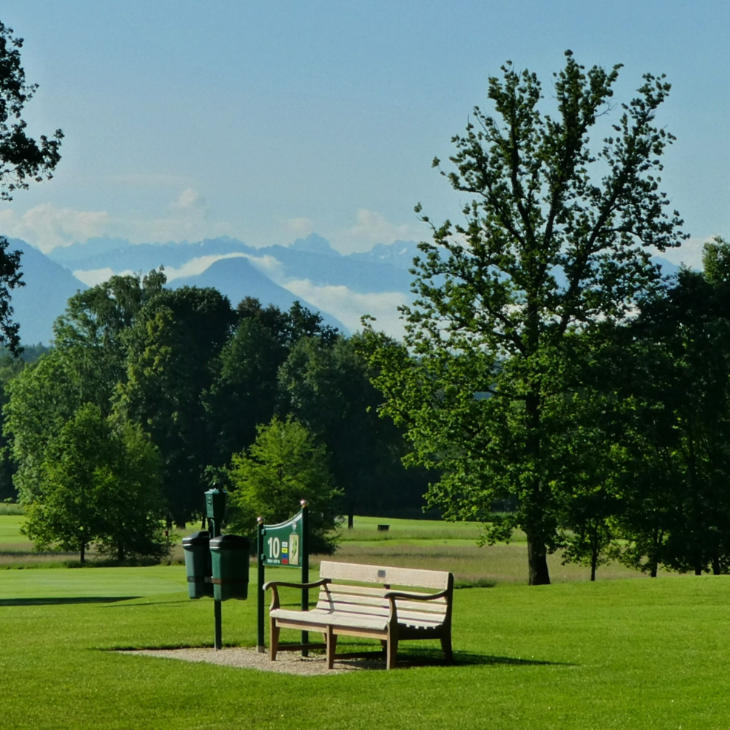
[269,619,279,661]
[326,625,337,669]
[386,636,398,670]
[441,632,453,663]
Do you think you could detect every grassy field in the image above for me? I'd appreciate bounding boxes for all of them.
[1,512,726,728]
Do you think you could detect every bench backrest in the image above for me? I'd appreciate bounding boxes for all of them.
[319,561,452,590]
[317,561,453,626]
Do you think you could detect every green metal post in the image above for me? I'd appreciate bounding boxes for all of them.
[257,517,265,652]
[300,500,309,656]
[205,487,225,650]
[214,599,222,650]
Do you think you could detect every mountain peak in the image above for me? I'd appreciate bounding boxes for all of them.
[289,234,337,256]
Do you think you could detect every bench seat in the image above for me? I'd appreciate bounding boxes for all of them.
[265,560,454,669]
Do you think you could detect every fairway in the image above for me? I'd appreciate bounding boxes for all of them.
[2,513,730,728]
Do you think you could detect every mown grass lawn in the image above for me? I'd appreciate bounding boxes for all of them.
[1,513,727,728]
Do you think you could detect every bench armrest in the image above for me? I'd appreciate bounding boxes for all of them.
[264,578,330,611]
[385,587,451,622]
[385,588,451,602]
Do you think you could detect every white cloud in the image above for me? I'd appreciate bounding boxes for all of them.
[171,187,205,212]
[163,254,237,281]
[284,278,407,338]
[162,252,284,282]
[334,208,425,253]
[0,205,111,252]
[656,236,712,271]
[244,253,285,278]
[0,189,235,251]
[285,217,315,238]
[73,267,120,286]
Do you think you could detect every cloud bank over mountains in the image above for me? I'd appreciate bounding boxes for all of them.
[9,234,421,345]
[0,189,427,258]
[6,231,684,347]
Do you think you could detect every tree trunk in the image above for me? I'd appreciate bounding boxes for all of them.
[523,364,550,586]
[527,538,550,585]
[80,540,86,565]
[590,547,598,582]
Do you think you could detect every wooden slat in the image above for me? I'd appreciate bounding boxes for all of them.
[314,603,385,616]
[322,584,444,602]
[317,589,447,612]
[319,588,390,604]
[320,561,452,590]
[321,584,391,598]
[331,625,388,640]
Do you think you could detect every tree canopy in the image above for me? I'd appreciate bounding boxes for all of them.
[0,21,63,352]
[226,415,341,554]
[364,51,686,584]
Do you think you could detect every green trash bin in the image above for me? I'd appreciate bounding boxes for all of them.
[182,531,213,599]
[210,534,249,601]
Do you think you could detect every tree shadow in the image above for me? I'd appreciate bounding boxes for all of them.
[452,651,574,668]
[102,599,190,608]
[330,648,573,670]
[0,596,140,607]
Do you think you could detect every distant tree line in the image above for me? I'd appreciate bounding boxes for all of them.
[0,272,430,562]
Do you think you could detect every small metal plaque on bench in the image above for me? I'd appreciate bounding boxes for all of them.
[378,569,386,578]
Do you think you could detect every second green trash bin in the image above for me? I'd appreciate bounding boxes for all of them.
[210,534,250,600]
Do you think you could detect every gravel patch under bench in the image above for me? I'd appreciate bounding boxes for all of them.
[119,647,386,675]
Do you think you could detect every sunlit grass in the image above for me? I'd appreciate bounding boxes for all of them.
[2,564,730,728]
[0,501,23,515]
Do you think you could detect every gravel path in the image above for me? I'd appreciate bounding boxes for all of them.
[119,647,385,675]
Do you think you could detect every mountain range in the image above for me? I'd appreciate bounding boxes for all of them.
[7,234,424,345]
[5,233,681,346]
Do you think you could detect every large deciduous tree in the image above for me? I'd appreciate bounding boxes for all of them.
[20,403,165,563]
[116,286,235,525]
[0,21,63,352]
[365,52,685,584]
[614,239,730,575]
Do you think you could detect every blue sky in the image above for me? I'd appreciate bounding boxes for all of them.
[1,1,729,268]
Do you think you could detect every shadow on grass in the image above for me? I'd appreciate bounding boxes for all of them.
[0,596,140,607]
[101,599,191,608]
[452,651,572,667]
[332,648,571,670]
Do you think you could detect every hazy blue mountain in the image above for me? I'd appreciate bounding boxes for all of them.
[47,236,255,272]
[258,243,413,293]
[11,232,688,346]
[170,255,347,332]
[288,233,339,256]
[654,256,682,278]
[351,240,423,270]
[48,233,420,294]
[8,238,87,345]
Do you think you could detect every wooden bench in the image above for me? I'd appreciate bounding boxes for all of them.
[264,560,454,669]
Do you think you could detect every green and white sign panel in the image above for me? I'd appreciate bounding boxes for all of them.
[260,512,303,567]
[257,502,310,652]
